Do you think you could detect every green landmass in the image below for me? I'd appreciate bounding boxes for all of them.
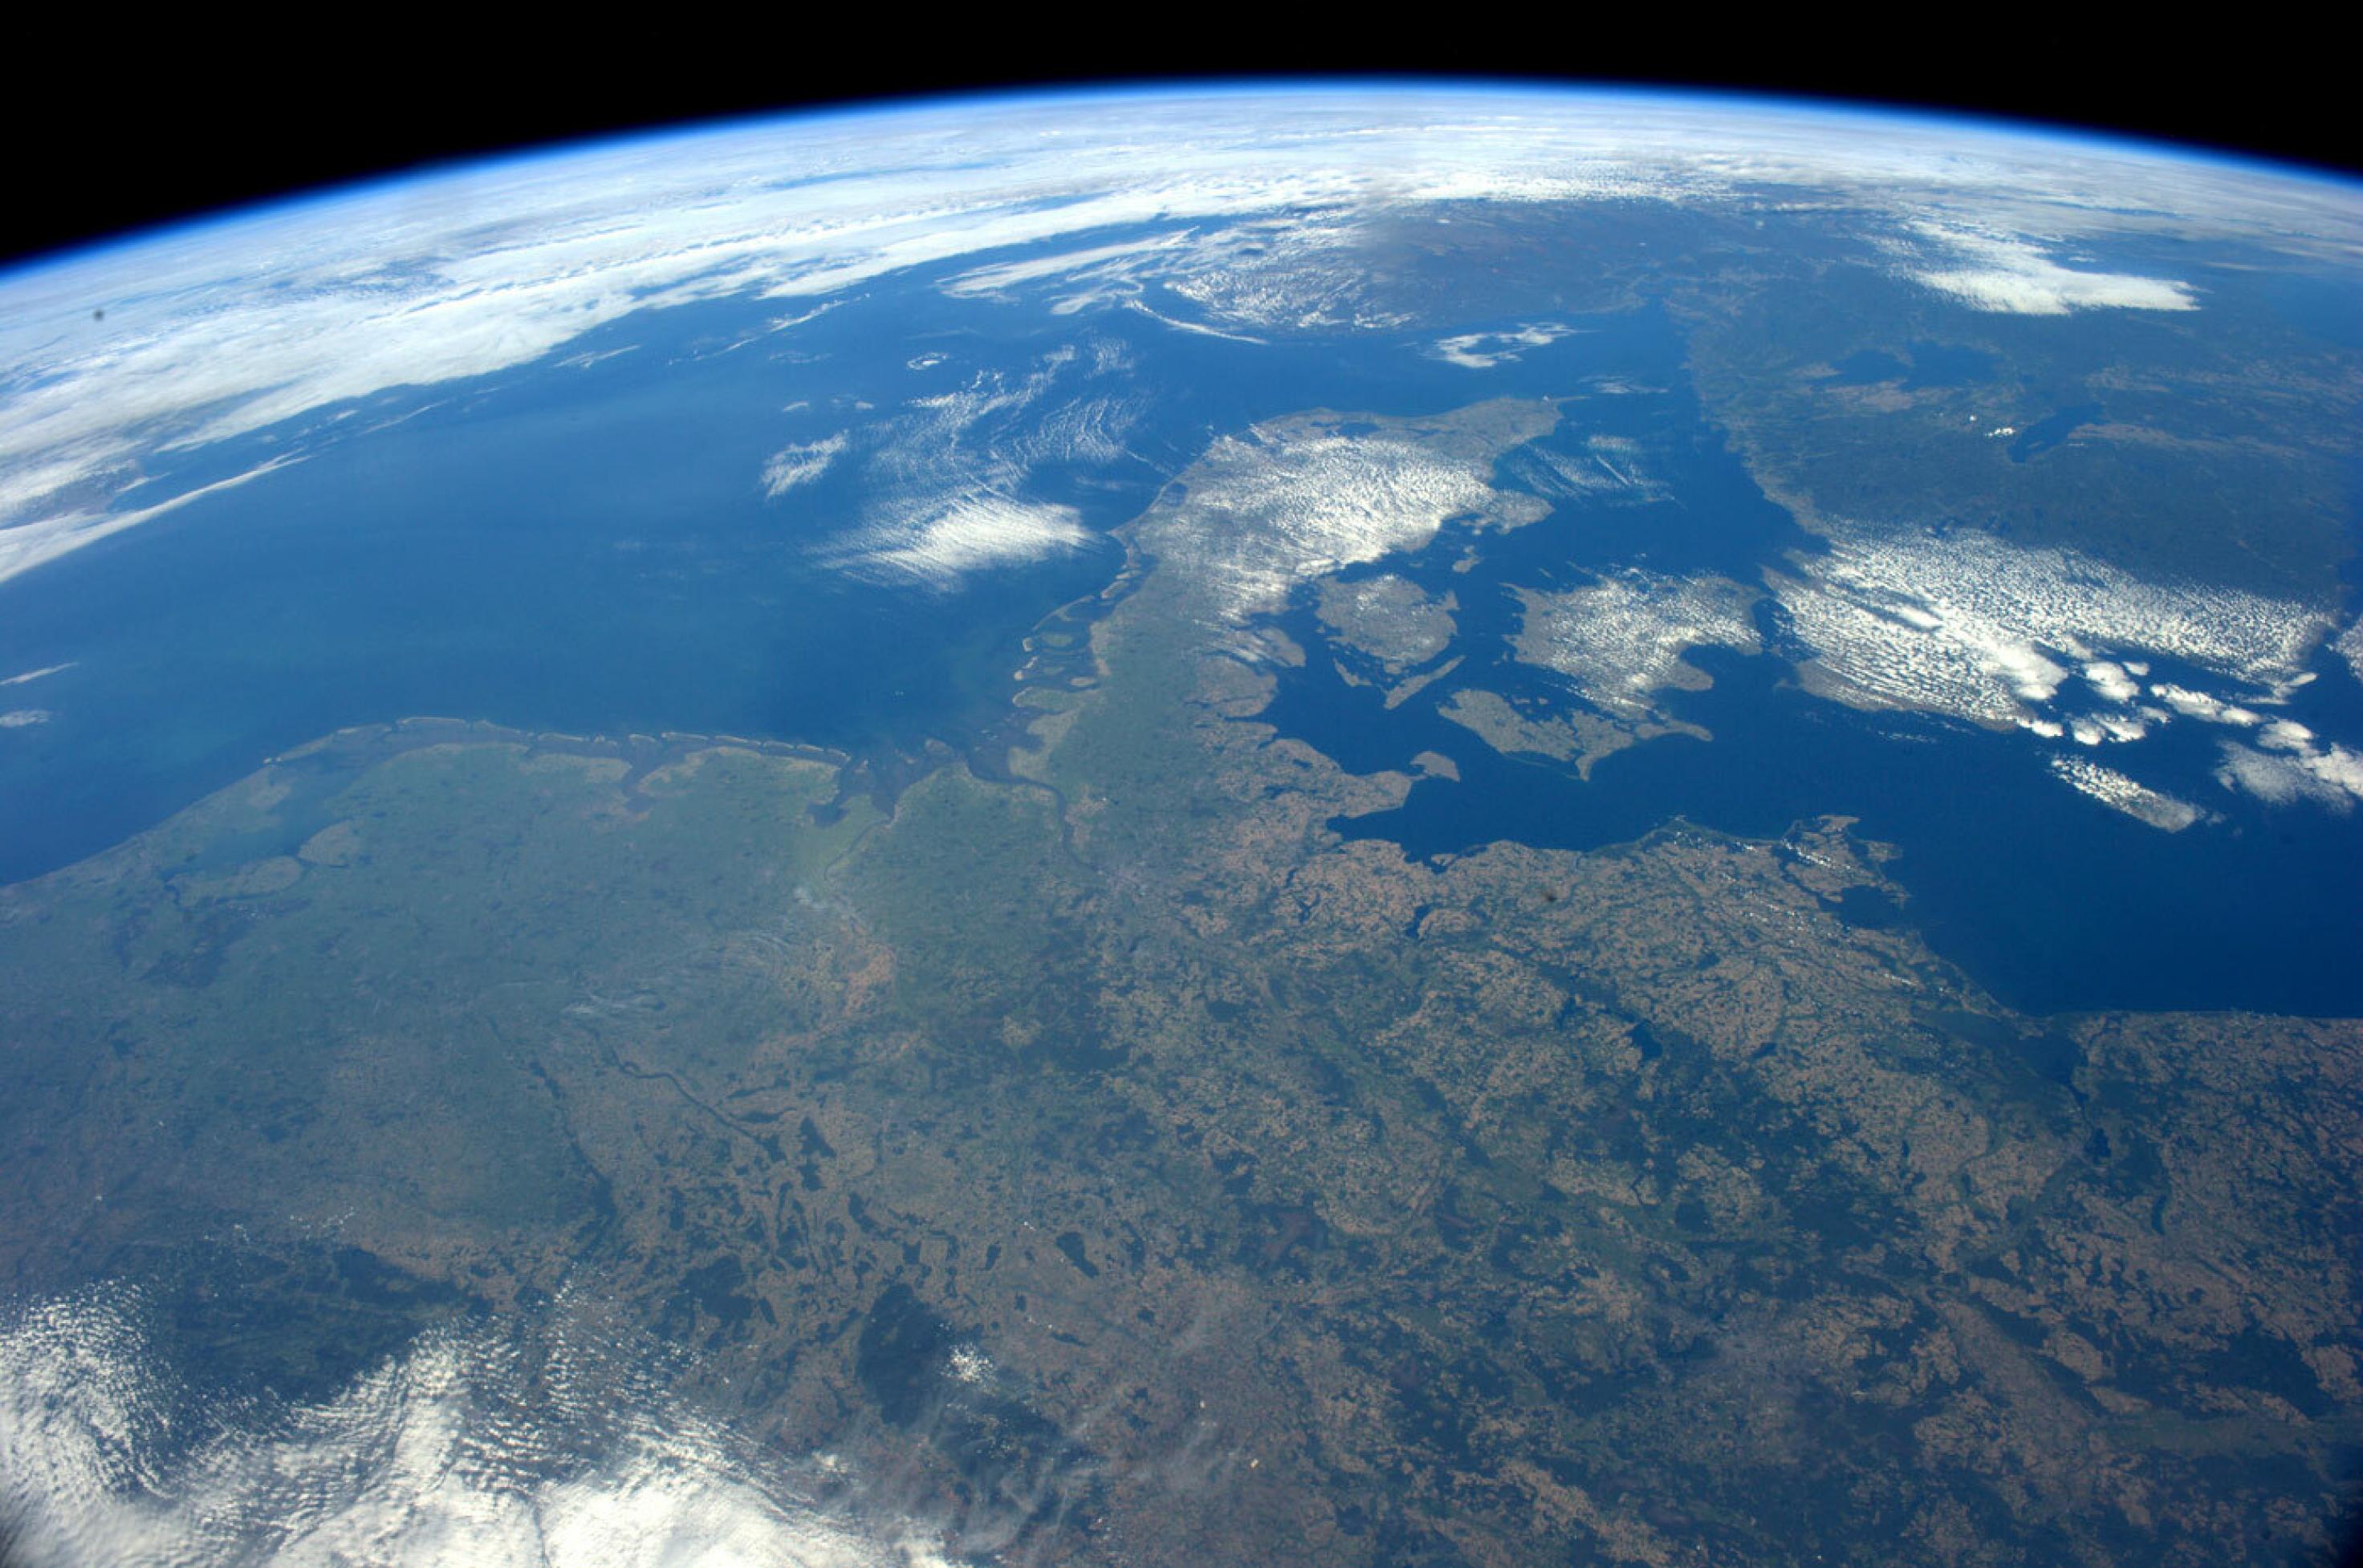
[1673,258,2363,603]
[2,404,2359,1566]
[1316,575,1458,674]
[1439,687,1706,781]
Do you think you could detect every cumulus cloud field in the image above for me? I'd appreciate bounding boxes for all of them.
[0,1284,963,1568]
[1148,429,1548,621]
[1514,571,1760,714]
[1771,525,2328,728]
[1757,522,2363,823]
[1470,500,2363,832]
[776,345,1133,588]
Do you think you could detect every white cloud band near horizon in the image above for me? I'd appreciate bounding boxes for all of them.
[3,87,2359,585]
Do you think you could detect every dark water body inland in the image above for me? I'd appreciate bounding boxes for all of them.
[1828,350,1910,385]
[1829,341,1999,390]
[2008,403,2104,463]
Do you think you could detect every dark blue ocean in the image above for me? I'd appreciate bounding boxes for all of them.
[1257,303,2363,1018]
[2,237,2358,1018]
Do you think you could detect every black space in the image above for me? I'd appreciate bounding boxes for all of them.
[9,36,2357,272]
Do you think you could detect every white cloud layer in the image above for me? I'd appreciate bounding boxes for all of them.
[1906,224,2198,315]
[1430,323,1576,369]
[842,494,1094,585]
[1755,520,2363,818]
[6,87,2357,581]
[1513,571,1760,714]
[1772,525,2328,730]
[0,457,301,584]
[2048,754,2205,831]
[759,433,848,497]
[2337,616,2363,686]
[799,344,1137,587]
[1137,423,1550,621]
[2215,739,2363,810]
[0,1283,964,1568]
[1500,436,1665,505]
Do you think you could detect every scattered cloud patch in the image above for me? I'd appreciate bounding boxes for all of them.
[0,708,49,727]
[1767,521,2363,819]
[2067,711,2152,745]
[767,301,847,333]
[947,1345,996,1388]
[1773,525,2326,730]
[2048,754,2204,831]
[803,344,1141,588]
[1499,436,1663,505]
[939,230,1202,303]
[1137,416,1554,621]
[2337,616,2363,686]
[1430,323,1574,369]
[1122,298,1267,343]
[1513,571,1760,715]
[942,215,1398,337]
[2149,682,2262,725]
[2215,739,2363,810]
[759,433,848,497]
[555,346,639,372]
[1165,217,1408,333]
[2082,660,2139,704]
[843,494,1094,586]
[1906,224,2198,315]
[2259,717,2316,751]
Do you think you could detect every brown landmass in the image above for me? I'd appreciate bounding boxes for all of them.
[1,404,2357,1566]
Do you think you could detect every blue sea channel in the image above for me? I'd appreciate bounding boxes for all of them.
[1,235,2358,1021]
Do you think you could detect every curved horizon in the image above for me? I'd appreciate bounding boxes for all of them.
[10,75,2360,280]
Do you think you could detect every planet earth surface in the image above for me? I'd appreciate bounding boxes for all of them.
[2,85,2361,1566]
